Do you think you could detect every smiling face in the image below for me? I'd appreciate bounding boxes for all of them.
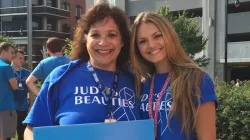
[86,17,123,70]
[136,22,168,66]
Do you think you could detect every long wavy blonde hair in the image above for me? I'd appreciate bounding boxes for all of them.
[130,12,205,138]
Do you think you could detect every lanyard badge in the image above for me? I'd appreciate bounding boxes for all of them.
[87,61,119,122]
[13,67,24,90]
[148,73,172,139]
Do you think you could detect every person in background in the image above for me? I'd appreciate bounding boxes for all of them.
[7,49,33,140]
[230,80,235,87]
[0,42,17,140]
[235,79,240,87]
[239,80,243,87]
[26,37,70,95]
[130,12,218,140]
[23,3,141,140]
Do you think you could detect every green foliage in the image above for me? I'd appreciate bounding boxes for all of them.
[0,35,15,46]
[37,79,43,88]
[215,81,250,139]
[64,38,72,56]
[157,4,210,67]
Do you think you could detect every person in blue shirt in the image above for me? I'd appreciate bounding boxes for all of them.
[23,3,141,140]
[26,37,70,95]
[8,49,32,140]
[0,42,17,140]
[130,12,218,140]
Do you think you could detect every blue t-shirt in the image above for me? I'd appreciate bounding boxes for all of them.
[140,73,218,140]
[13,68,31,111]
[23,60,141,127]
[0,58,15,112]
[31,56,70,80]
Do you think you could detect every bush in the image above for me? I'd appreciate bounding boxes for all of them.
[157,4,209,67]
[216,81,250,139]
[0,35,15,45]
[64,38,72,57]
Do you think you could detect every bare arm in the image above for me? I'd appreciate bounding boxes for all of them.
[26,75,40,95]
[24,125,33,140]
[28,90,34,113]
[9,78,17,90]
[195,101,216,140]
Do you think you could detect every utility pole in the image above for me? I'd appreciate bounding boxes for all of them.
[27,0,33,69]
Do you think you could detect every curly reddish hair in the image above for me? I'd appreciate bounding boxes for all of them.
[70,3,130,67]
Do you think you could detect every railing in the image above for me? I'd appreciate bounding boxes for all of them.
[0,30,71,39]
[33,6,70,18]
[32,30,71,38]
[0,6,70,18]
[0,6,27,15]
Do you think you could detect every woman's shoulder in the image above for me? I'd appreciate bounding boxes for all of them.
[201,72,213,85]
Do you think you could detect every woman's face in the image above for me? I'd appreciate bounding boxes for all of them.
[86,17,123,70]
[136,22,167,65]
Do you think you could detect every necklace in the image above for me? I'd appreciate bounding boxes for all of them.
[98,72,115,95]
[87,61,119,121]
[148,72,172,139]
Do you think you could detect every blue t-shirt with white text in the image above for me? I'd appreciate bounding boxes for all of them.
[140,73,218,140]
[0,58,15,112]
[31,56,70,80]
[13,68,31,111]
[24,60,141,127]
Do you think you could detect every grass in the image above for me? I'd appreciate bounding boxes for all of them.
[10,133,18,140]
[11,137,18,140]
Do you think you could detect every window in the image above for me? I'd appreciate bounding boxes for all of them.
[63,2,70,11]
[94,0,115,5]
[32,0,38,6]
[0,16,27,31]
[47,18,57,31]
[47,0,52,6]
[63,24,70,33]
[47,24,52,30]
[108,0,115,5]
[33,17,42,30]
[32,22,39,30]
[0,0,26,8]
[75,6,82,18]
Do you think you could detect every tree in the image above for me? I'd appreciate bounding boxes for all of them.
[64,38,72,57]
[0,35,15,46]
[157,4,210,67]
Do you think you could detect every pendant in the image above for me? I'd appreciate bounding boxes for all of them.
[105,87,110,95]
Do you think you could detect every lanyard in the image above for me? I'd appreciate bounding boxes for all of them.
[87,61,119,119]
[148,73,172,139]
[13,68,22,82]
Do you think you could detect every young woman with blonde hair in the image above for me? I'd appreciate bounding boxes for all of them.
[130,12,217,140]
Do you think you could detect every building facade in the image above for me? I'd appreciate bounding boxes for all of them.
[0,0,85,67]
[86,0,250,81]
[61,0,85,38]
